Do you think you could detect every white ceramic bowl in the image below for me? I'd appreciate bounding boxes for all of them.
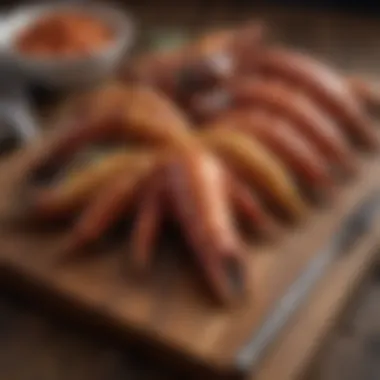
[1,3,136,89]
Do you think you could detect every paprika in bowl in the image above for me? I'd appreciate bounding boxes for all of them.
[2,4,135,89]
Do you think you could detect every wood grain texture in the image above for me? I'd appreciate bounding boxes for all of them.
[254,220,380,380]
[0,139,379,377]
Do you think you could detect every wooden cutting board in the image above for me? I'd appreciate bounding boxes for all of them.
[0,148,379,379]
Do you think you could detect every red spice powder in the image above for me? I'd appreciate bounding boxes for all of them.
[16,11,114,58]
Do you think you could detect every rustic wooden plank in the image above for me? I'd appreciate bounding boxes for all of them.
[254,222,380,380]
[0,137,378,377]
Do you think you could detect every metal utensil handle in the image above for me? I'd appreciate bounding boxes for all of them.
[4,99,39,143]
[335,192,380,254]
[236,192,380,373]
[0,85,39,145]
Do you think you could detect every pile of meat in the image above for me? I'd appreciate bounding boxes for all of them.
[25,22,380,305]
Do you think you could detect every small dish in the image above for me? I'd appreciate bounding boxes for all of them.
[1,3,136,89]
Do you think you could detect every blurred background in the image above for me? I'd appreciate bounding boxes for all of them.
[121,0,380,76]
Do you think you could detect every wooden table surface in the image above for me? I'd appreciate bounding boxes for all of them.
[2,4,380,380]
